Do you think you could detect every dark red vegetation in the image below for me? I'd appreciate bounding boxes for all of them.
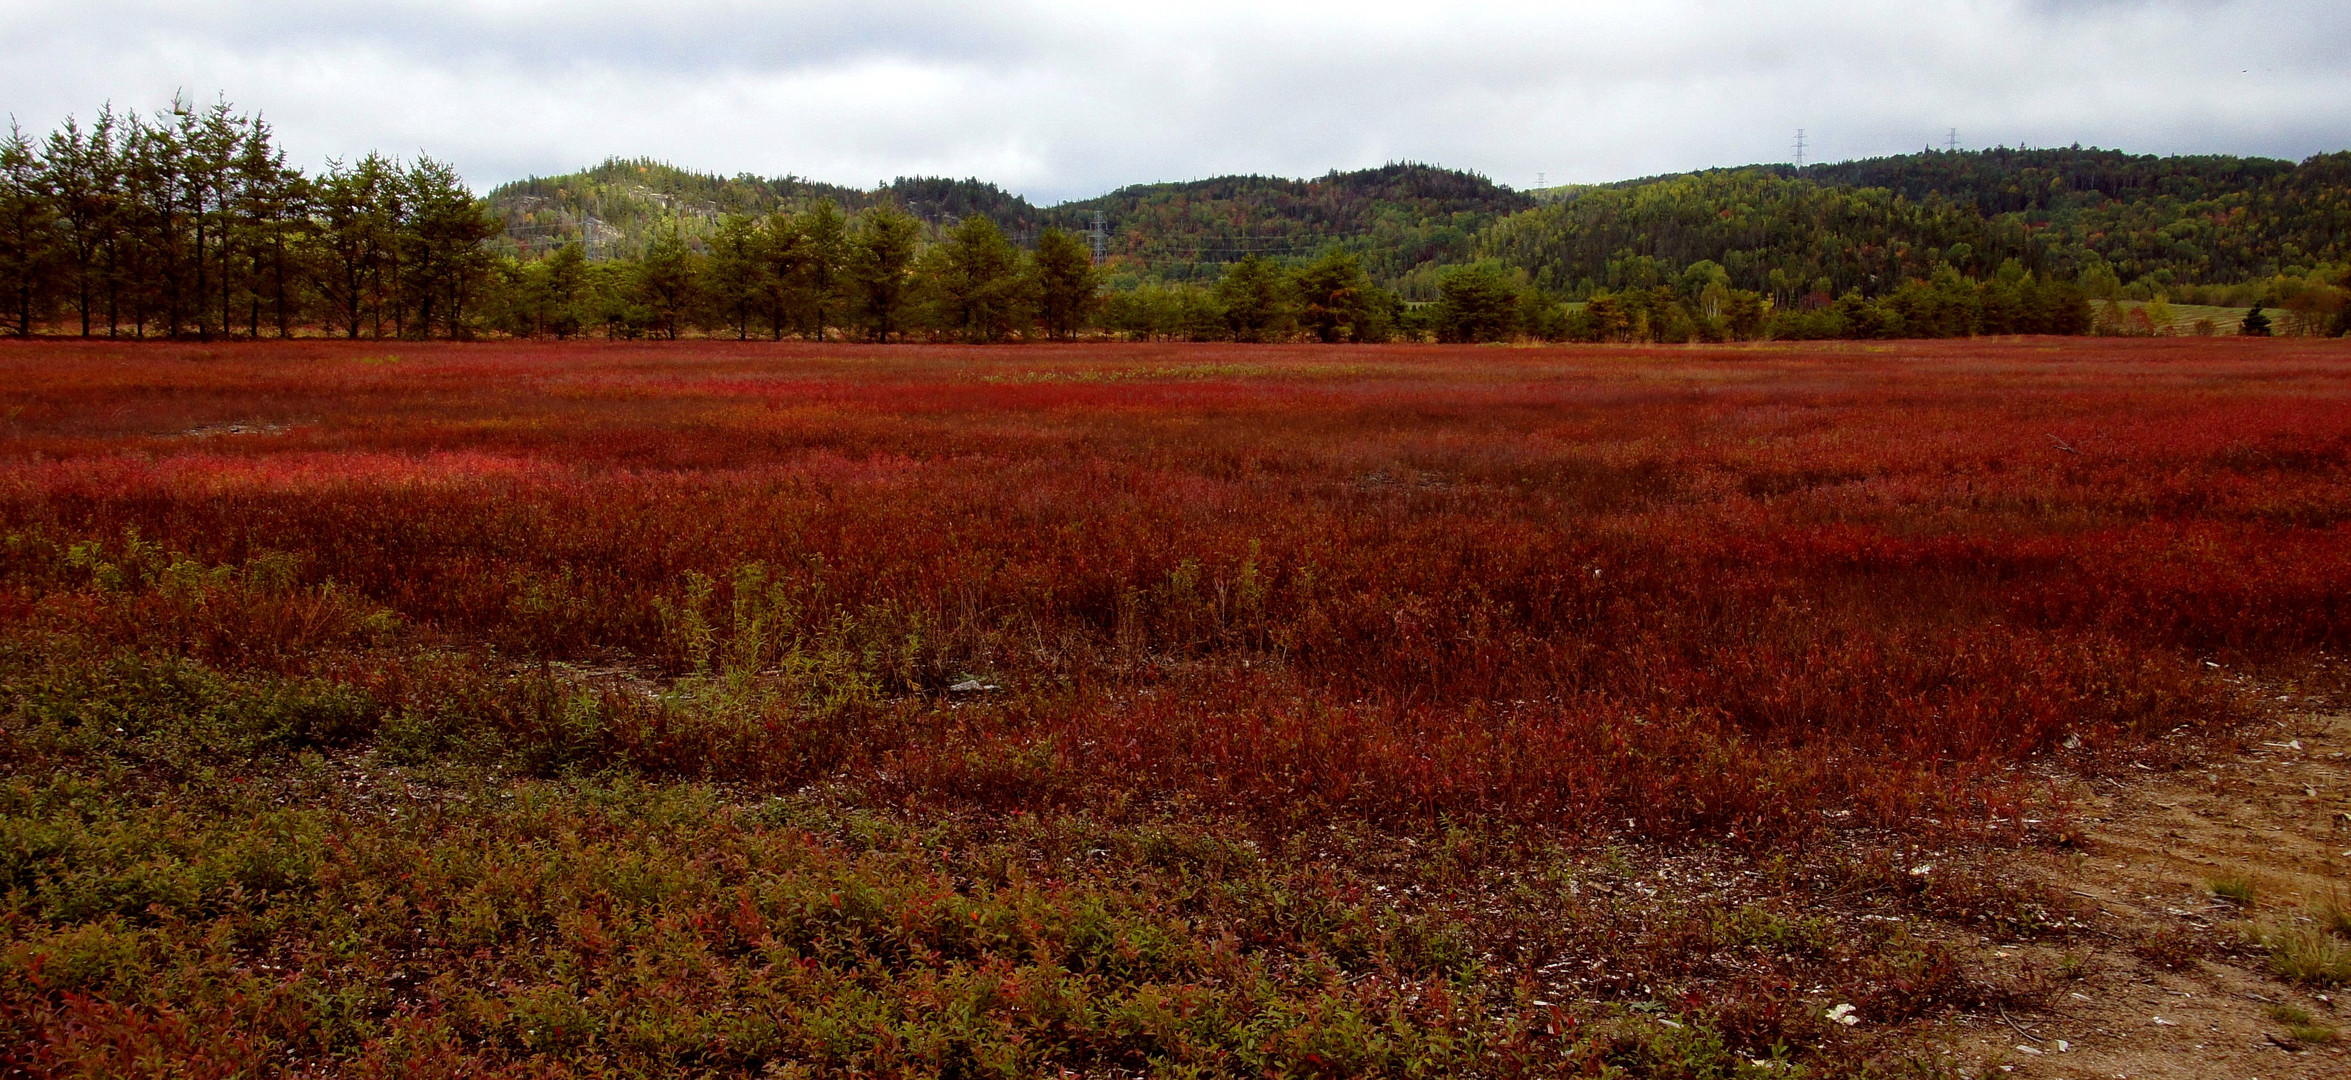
[5,337,2347,838]
[2,337,2348,1076]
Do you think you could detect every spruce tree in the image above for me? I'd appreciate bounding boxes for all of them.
[2239,304,2272,337]
[1031,226,1099,340]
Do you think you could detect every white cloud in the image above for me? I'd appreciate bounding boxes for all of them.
[1,0,2343,201]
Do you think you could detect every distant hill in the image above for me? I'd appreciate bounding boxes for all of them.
[487,160,1528,295]
[486,159,1039,259]
[1045,164,1531,291]
[1482,148,2351,301]
[487,148,2350,301]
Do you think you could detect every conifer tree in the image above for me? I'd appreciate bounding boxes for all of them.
[1030,226,1099,340]
[40,113,120,336]
[1215,255,1289,342]
[2239,304,2272,336]
[704,214,764,340]
[922,214,1028,343]
[849,205,920,343]
[0,123,56,336]
[799,200,848,340]
[1292,251,1374,343]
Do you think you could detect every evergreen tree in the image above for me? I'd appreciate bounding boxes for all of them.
[312,154,400,338]
[0,123,56,336]
[40,112,121,336]
[633,232,701,340]
[921,214,1029,343]
[231,114,305,338]
[2239,304,2272,336]
[1430,264,1518,342]
[1291,251,1376,343]
[755,209,807,340]
[542,242,588,338]
[849,205,920,343]
[798,200,848,340]
[704,214,765,340]
[401,157,501,339]
[1215,255,1289,342]
[1030,226,1099,340]
[499,242,589,338]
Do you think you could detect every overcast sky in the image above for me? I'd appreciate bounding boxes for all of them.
[2,0,2344,202]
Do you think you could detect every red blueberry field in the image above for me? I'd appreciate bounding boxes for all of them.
[2,336,2348,1077]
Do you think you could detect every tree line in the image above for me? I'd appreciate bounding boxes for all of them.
[5,97,2345,343]
[492,207,1102,343]
[0,97,495,340]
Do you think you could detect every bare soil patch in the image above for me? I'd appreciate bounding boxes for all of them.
[1942,698,2350,1077]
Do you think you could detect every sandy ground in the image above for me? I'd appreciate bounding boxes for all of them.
[1941,702,2350,1078]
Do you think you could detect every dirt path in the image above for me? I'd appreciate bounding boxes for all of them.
[1944,704,2350,1078]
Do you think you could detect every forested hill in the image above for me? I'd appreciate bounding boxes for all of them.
[492,147,2350,302]
[488,160,1039,259]
[1491,148,2351,302]
[1046,164,1531,289]
[488,160,1528,290]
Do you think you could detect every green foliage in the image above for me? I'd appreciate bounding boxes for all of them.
[849,205,921,343]
[1291,251,1387,343]
[2208,874,2255,906]
[487,159,1041,261]
[1054,162,1531,289]
[2267,925,2351,985]
[1100,283,1226,341]
[702,214,765,340]
[1031,226,1100,340]
[2268,1004,2340,1044]
[795,200,850,340]
[0,122,59,337]
[631,232,701,340]
[1431,264,1522,342]
[922,215,1032,343]
[1214,255,1291,342]
[7,95,2348,343]
[2241,304,2273,336]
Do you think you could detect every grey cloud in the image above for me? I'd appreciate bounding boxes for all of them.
[2,0,2344,203]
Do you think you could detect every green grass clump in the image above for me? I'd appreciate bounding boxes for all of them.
[2267,927,2351,985]
[2209,874,2256,906]
[2266,1004,2340,1044]
[2320,894,2351,939]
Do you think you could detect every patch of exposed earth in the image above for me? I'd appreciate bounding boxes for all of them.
[1941,704,2349,1078]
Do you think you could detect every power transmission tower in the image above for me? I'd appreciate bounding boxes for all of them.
[1535,171,1547,189]
[1793,129,1807,169]
[1088,211,1108,265]
[1947,128,1959,153]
